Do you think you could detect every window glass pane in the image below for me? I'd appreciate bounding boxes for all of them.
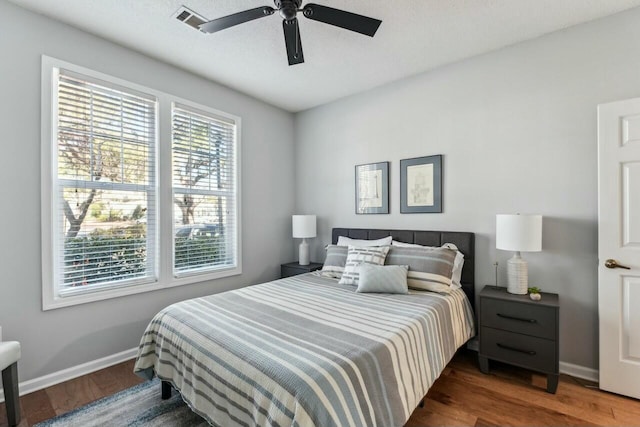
[173,194,235,272]
[57,75,155,185]
[60,188,151,288]
[172,112,235,191]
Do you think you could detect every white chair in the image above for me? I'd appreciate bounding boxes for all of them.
[0,341,21,426]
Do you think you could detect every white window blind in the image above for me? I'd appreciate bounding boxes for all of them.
[54,69,157,294]
[172,103,238,275]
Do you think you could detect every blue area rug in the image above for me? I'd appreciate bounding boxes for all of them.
[35,379,209,427]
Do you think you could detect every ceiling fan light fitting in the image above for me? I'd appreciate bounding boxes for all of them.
[280,10,296,20]
[275,0,302,20]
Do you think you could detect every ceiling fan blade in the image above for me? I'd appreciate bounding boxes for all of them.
[200,6,275,34]
[283,19,304,66]
[302,4,381,37]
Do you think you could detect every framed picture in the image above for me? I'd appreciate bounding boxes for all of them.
[355,161,389,214]
[400,155,442,213]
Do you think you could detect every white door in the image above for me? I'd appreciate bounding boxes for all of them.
[598,98,640,399]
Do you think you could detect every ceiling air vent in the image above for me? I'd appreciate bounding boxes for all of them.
[174,6,207,32]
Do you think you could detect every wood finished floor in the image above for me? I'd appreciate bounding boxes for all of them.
[1,351,639,426]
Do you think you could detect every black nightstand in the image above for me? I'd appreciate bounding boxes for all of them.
[280,262,323,278]
[478,285,560,393]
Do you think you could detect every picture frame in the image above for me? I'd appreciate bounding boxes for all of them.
[400,155,442,213]
[355,161,389,214]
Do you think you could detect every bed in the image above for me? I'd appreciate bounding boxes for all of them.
[134,228,476,427]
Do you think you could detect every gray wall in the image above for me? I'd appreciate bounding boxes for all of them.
[4,0,640,382]
[295,8,640,370]
[0,1,295,381]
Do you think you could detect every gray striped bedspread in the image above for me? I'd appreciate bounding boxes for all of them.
[134,273,475,427]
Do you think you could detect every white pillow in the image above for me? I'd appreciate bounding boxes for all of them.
[391,240,423,248]
[391,240,465,289]
[337,235,392,247]
[338,245,390,285]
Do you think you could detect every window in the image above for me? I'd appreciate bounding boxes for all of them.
[42,57,241,310]
[54,69,158,293]
[172,104,238,276]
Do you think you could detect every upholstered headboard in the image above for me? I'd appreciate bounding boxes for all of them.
[332,228,475,309]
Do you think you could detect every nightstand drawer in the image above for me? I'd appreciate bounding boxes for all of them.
[481,297,556,339]
[281,265,304,278]
[480,327,556,373]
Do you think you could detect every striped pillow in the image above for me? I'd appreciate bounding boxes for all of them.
[338,245,390,285]
[385,246,456,293]
[392,240,465,289]
[321,245,349,278]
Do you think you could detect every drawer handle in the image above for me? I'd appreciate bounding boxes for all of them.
[496,313,537,323]
[496,343,537,355]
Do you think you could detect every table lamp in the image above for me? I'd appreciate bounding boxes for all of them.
[496,214,542,294]
[292,215,316,266]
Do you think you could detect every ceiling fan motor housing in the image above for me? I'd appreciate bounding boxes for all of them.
[275,0,302,21]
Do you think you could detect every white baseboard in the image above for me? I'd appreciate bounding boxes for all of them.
[559,361,599,382]
[0,347,138,403]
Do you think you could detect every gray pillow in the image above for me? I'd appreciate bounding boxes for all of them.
[321,245,348,278]
[356,265,409,294]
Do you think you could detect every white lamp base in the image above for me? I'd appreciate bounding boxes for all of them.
[299,239,310,265]
[507,252,528,294]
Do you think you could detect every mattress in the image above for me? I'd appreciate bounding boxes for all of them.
[134,272,475,427]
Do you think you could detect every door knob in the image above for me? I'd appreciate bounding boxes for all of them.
[604,259,631,270]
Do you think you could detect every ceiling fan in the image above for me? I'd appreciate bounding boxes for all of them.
[199,0,382,66]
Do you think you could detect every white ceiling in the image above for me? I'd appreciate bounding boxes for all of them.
[10,0,640,112]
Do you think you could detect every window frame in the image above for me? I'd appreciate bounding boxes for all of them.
[41,56,242,310]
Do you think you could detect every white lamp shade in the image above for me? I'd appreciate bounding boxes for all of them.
[292,215,316,238]
[496,214,542,252]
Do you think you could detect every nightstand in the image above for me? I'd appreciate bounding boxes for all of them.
[478,285,560,393]
[280,262,323,278]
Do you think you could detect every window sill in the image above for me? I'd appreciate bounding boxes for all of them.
[42,266,242,311]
